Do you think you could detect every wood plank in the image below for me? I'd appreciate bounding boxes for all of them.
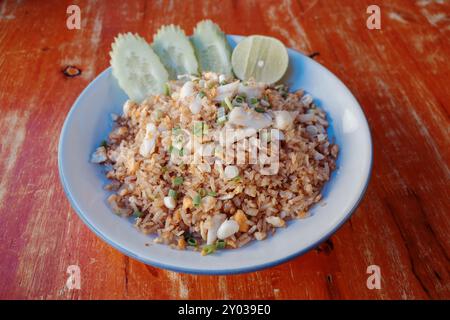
[0,0,448,299]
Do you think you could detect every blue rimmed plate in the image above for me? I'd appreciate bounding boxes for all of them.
[58,35,372,275]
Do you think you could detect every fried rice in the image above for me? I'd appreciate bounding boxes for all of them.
[91,72,338,255]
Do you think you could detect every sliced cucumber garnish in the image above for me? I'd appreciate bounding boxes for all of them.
[191,20,233,76]
[152,24,199,79]
[110,33,169,102]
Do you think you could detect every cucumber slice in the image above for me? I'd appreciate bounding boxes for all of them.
[191,20,233,76]
[110,33,169,102]
[152,24,199,79]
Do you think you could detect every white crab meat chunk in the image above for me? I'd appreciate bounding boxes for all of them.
[237,83,266,100]
[90,146,107,163]
[122,100,136,117]
[217,219,240,240]
[273,110,294,130]
[163,196,176,210]
[224,165,240,180]
[214,81,240,102]
[179,81,195,100]
[206,214,226,245]
[228,107,272,130]
[139,123,158,157]
[189,95,203,114]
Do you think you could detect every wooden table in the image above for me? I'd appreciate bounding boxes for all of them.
[0,0,448,300]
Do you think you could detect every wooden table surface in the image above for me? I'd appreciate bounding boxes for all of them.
[0,0,449,300]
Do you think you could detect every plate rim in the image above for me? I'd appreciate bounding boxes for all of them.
[58,35,373,275]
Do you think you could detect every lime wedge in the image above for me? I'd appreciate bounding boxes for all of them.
[231,35,289,84]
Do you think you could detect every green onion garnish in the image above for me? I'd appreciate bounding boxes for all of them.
[232,175,242,183]
[249,97,258,105]
[234,95,244,105]
[216,106,227,124]
[216,239,226,249]
[224,97,233,111]
[133,210,144,218]
[217,116,227,124]
[254,107,265,113]
[168,189,177,199]
[193,122,204,137]
[164,83,171,96]
[201,244,216,256]
[173,176,184,186]
[172,126,181,135]
[187,238,198,246]
[193,194,201,207]
[179,148,184,156]
[198,91,206,99]
[207,191,217,197]
[198,188,207,198]
[100,140,108,148]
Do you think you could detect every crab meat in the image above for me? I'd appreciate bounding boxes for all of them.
[273,110,294,130]
[228,107,272,130]
[214,81,240,102]
[237,83,266,100]
[206,214,226,245]
[139,123,158,157]
[217,219,240,240]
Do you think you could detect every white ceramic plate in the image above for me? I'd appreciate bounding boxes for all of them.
[58,35,372,274]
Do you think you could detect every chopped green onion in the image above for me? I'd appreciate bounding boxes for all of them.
[254,107,265,113]
[233,95,245,105]
[201,244,216,256]
[154,109,163,120]
[179,148,184,156]
[173,176,184,186]
[133,210,144,218]
[198,91,206,99]
[216,106,227,124]
[249,97,258,105]
[207,190,217,197]
[216,239,226,249]
[232,175,242,183]
[187,238,198,246]
[217,116,227,124]
[193,122,204,137]
[164,83,171,96]
[224,97,233,111]
[172,126,181,135]
[193,194,201,207]
[168,189,177,199]
[198,188,207,198]
[100,140,108,148]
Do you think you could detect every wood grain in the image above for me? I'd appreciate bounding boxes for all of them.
[0,0,448,300]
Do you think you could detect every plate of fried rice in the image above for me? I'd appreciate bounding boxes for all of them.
[58,35,372,274]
